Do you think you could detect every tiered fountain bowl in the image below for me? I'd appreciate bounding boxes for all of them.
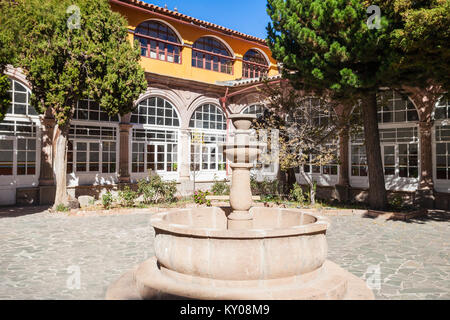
[106,114,374,300]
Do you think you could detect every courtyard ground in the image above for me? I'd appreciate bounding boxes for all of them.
[0,206,448,300]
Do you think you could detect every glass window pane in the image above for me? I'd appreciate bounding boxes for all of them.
[0,140,13,150]
[437,167,447,179]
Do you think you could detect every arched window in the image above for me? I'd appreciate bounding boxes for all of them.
[6,79,37,116]
[192,37,233,74]
[130,97,180,174]
[242,104,267,119]
[243,49,269,79]
[377,90,418,123]
[189,104,226,130]
[134,20,182,63]
[131,97,180,127]
[189,104,227,171]
[0,79,38,178]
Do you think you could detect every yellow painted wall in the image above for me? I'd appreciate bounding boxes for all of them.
[112,3,279,85]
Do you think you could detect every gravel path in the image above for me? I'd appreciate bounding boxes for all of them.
[0,207,448,300]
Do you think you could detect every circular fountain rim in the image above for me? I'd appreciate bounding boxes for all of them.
[151,208,329,239]
[228,114,257,120]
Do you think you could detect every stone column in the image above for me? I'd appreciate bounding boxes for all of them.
[335,125,350,202]
[118,122,132,184]
[179,129,191,181]
[417,121,435,208]
[38,117,56,205]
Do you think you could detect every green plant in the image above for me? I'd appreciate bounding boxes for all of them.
[119,186,137,207]
[55,204,69,212]
[250,176,279,198]
[211,178,230,196]
[138,175,177,204]
[162,180,177,203]
[390,195,403,209]
[261,194,281,203]
[388,195,417,212]
[102,191,114,209]
[290,183,309,205]
[193,190,211,206]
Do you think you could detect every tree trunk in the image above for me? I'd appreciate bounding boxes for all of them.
[361,92,388,210]
[278,169,287,195]
[338,125,350,187]
[299,166,315,205]
[310,182,316,206]
[418,122,434,199]
[336,124,350,203]
[286,167,297,193]
[53,123,69,208]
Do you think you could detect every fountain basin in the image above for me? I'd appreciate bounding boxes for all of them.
[152,207,329,281]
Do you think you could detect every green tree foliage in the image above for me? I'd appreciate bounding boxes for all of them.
[381,0,450,92]
[0,2,21,121]
[267,0,390,94]
[2,0,147,206]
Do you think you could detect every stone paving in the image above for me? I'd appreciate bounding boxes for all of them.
[0,206,448,300]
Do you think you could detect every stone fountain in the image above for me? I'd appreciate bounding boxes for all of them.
[106,114,374,300]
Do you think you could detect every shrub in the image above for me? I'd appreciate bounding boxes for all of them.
[250,176,279,197]
[138,175,177,204]
[290,183,309,205]
[102,191,114,209]
[194,190,211,206]
[211,178,230,196]
[119,186,137,207]
[161,180,177,203]
[55,204,69,212]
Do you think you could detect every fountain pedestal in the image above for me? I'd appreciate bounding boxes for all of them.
[224,115,262,230]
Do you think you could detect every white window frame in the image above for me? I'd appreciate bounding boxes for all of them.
[6,79,37,117]
[67,124,118,175]
[377,90,418,124]
[189,130,226,173]
[131,128,179,175]
[73,99,120,122]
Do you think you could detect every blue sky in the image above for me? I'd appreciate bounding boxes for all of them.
[143,0,271,39]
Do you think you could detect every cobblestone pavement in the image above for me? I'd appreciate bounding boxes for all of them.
[0,207,448,300]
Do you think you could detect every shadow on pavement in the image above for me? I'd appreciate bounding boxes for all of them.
[0,206,51,219]
[405,210,450,224]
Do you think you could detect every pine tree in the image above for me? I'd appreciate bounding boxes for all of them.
[267,0,394,209]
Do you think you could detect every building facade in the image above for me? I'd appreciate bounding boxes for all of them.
[1,0,449,209]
